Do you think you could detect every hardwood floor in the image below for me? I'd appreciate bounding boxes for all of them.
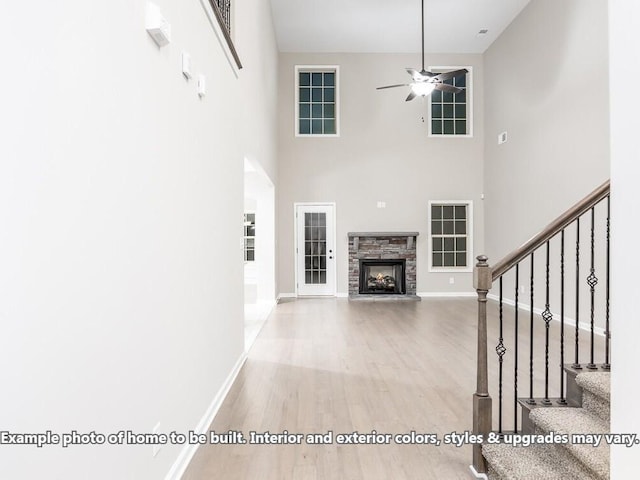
[182,297,604,480]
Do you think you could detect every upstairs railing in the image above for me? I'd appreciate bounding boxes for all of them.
[208,0,242,69]
[472,180,611,474]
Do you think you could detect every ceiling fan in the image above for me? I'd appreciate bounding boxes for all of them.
[377,0,468,101]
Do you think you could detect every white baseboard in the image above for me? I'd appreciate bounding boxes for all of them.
[336,292,348,298]
[469,465,489,479]
[164,352,248,480]
[418,291,476,298]
[486,293,605,337]
[277,293,297,302]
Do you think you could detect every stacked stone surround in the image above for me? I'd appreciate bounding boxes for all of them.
[348,232,418,296]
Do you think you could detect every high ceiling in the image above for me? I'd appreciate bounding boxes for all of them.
[269,0,531,54]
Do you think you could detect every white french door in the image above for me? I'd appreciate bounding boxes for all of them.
[295,204,336,296]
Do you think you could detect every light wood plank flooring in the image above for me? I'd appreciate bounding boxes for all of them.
[182,297,604,480]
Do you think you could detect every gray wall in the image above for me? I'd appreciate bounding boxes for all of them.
[277,53,485,295]
[483,0,610,264]
[0,1,278,478]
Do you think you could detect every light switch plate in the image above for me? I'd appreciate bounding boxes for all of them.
[182,52,192,79]
[198,74,206,97]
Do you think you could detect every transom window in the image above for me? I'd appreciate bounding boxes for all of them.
[429,67,472,137]
[295,66,339,136]
[429,201,473,272]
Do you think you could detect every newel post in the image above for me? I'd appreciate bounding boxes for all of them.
[472,255,492,474]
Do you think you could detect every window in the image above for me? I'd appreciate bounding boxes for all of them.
[429,67,472,137]
[244,213,255,262]
[295,66,339,136]
[429,201,473,272]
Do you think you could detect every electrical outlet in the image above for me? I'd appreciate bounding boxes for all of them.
[519,285,525,294]
[449,277,455,284]
[152,422,161,457]
[377,201,386,209]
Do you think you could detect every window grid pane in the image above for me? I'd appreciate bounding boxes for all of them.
[431,203,469,268]
[298,68,337,135]
[431,70,468,136]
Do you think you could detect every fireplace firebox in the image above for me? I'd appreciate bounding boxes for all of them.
[359,259,406,295]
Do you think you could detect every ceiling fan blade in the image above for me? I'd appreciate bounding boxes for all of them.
[376,84,409,90]
[405,91,417,102]
[434,83,463,94]
[430,68,468,83]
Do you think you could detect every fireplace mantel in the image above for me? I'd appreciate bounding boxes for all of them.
[348,232,418,251]
[348,232,419,237]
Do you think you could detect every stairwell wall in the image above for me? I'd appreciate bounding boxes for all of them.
[483,0,610,324]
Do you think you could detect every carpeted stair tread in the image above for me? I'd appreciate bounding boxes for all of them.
[576,372,610,402]
[483,442,598,480]
[529,408,609,479]
[576,372,610,421]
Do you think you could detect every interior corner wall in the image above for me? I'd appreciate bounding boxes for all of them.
[609,1,640,477]
[482,0,610,264]
[0,1,278,479]
[277,52,485,296]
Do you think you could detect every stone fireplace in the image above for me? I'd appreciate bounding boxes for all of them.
[348,232,419,299]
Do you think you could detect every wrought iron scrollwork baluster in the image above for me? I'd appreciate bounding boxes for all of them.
[541,242,552,405]
[587,207,598,369]
[527,253,536,405]
[496,277,506,433]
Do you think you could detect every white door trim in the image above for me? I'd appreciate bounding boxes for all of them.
[294,202,337,296]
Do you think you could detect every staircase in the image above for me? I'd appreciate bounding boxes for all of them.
[483,370,610,479]
[471,180,611,479]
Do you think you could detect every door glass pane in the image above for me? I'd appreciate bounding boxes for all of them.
[304,211,327,285]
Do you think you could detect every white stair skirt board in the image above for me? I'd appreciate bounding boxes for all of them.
[487,293,606,337]
[164,353,247,480]
[468,465,489,479]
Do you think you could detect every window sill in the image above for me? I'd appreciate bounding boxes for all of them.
[429,267,473,273]
[428,134,474,138]
[295,134,341,138]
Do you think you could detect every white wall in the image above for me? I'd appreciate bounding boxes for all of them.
[0,1,277,479]
[609,1,640,477]
[277,53,485,296]
[483,0,610,263]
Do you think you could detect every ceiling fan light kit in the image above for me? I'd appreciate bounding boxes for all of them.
[377,0,468,101]
[411,82,435,97]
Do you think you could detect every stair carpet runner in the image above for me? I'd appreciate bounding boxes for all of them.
[483,372,610,480]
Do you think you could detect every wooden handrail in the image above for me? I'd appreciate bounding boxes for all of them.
[491,180,610,280]
[208,0,242,69]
